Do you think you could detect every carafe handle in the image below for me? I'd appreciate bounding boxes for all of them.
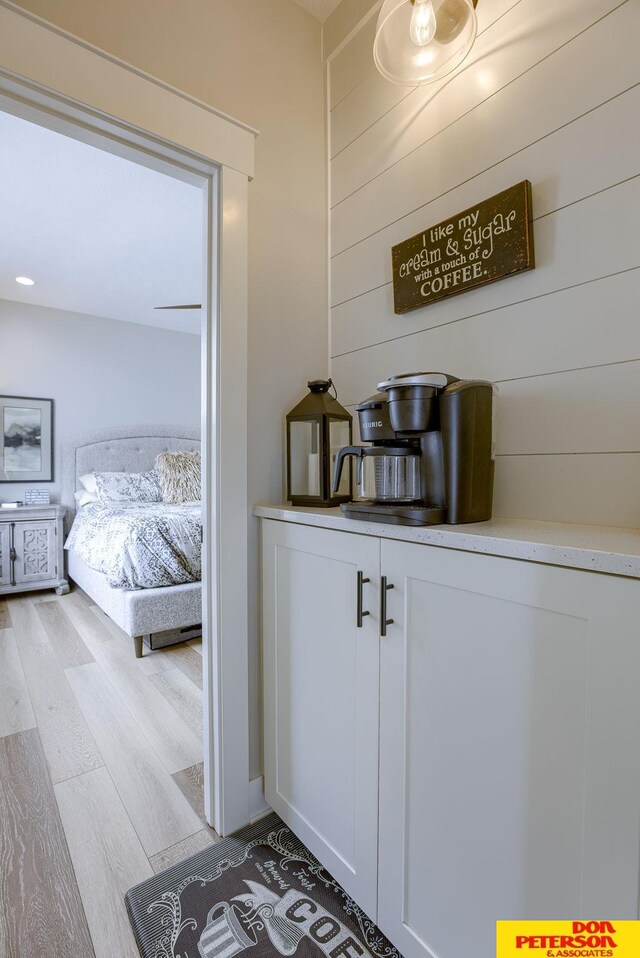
[333,446,364,494]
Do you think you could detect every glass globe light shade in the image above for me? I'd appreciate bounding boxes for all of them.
[373,0,479,86]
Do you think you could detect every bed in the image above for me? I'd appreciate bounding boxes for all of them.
[62,425,202,658]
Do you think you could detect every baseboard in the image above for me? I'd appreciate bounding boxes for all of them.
[249,775,271,823]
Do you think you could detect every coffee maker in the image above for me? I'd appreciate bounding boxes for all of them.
[333,372,495,526]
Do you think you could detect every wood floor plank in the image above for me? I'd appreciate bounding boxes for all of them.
[36,600,94,669]
[148,668,203,738]
[173,761,207,820]
[27,591,57,604]
[149,828,217,874]
[173,761,219,842]
[0,728,95,958]
[9,599,103,784]
[66,663,202,856]
[158,643,203,689]
[0,629,36,738]
[74,586,95,608]
[59,592,119,647]
[55,767,152,958]
[88,604,174,674]
[187,637,203,656]
[67,615,201,773]
[0,601,11,628]
[88,605,128,642]
[63,598,197,769]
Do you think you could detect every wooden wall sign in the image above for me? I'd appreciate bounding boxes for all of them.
[391,180,534,314]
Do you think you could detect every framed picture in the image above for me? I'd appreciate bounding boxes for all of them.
[0,396,54,483]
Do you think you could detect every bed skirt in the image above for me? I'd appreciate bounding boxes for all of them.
[68,552,202,638]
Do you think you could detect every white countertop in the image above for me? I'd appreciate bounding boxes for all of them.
[253,504,640,579]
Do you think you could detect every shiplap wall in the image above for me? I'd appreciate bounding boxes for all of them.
[325,0,640,528]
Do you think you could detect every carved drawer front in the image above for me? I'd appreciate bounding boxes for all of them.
[14,520,57,583]
[0,524,10,586]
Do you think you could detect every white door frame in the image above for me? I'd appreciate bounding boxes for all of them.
[0,0,257,836]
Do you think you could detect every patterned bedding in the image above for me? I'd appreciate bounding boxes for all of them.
[65,502,201,590]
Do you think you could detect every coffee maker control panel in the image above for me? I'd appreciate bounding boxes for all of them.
[355,394,399,444]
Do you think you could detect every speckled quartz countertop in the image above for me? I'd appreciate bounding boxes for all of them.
[253,505,640,579]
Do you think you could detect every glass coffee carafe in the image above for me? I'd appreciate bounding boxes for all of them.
[333,445,421,503]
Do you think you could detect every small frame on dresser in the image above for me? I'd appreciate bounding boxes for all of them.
[25,488,51,505]
[0,395,53,482]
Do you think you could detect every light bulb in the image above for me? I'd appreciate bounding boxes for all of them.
[410,0,437,47]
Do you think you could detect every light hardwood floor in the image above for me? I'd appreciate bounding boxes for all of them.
[0,590,218,958]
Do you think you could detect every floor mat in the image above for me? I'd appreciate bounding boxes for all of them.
[126,812,401,958]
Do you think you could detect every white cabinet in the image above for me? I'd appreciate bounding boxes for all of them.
[261,519,640,958]
[262,520,381,917]
[378,539,640,958]
[0,505,69,596]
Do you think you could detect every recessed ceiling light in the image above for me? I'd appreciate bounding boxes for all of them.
[15,276,35,286]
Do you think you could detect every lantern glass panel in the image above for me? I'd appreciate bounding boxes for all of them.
[330,419,351,496]
[289,420,322,497]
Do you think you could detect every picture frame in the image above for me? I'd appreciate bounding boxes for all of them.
[0,395,54,483]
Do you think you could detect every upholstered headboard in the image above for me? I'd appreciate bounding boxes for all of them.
[62,424,200,517]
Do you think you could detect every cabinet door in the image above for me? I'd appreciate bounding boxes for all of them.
[263,520,381,917]
[0,523,10,585]
[378,540,640,958]
[14,520,57,584]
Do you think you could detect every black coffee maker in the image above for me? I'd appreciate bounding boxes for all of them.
[333,372,495,526]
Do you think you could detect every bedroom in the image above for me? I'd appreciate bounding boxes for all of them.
[0,104,213,873]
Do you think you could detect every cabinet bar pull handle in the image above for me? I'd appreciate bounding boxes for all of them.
[357,570,370,628]
[9,521,16,587]
[380,576,394,637]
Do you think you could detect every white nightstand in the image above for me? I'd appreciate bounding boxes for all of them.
[0,503,69,597]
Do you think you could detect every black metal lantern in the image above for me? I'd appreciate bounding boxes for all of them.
[286,379,353,507]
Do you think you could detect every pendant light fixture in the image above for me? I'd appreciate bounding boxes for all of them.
[374,0,479,86]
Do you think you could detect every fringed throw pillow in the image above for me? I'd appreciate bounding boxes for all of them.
[155,451,201,503]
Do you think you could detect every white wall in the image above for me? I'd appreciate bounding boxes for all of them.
[11,0,329,778]
[0,300,200,502]
[325,0,640,528]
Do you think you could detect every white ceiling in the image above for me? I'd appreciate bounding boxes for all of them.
[292,0,342,21]
[0,110,203,334]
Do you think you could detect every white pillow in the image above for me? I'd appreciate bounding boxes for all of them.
[79,472,98,495]
[94,469,162,504]
[74,489,98,509]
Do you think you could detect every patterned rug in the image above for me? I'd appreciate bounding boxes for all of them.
[125,813,401,958]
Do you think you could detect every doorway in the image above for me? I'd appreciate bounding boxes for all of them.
[0,2,256,838]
